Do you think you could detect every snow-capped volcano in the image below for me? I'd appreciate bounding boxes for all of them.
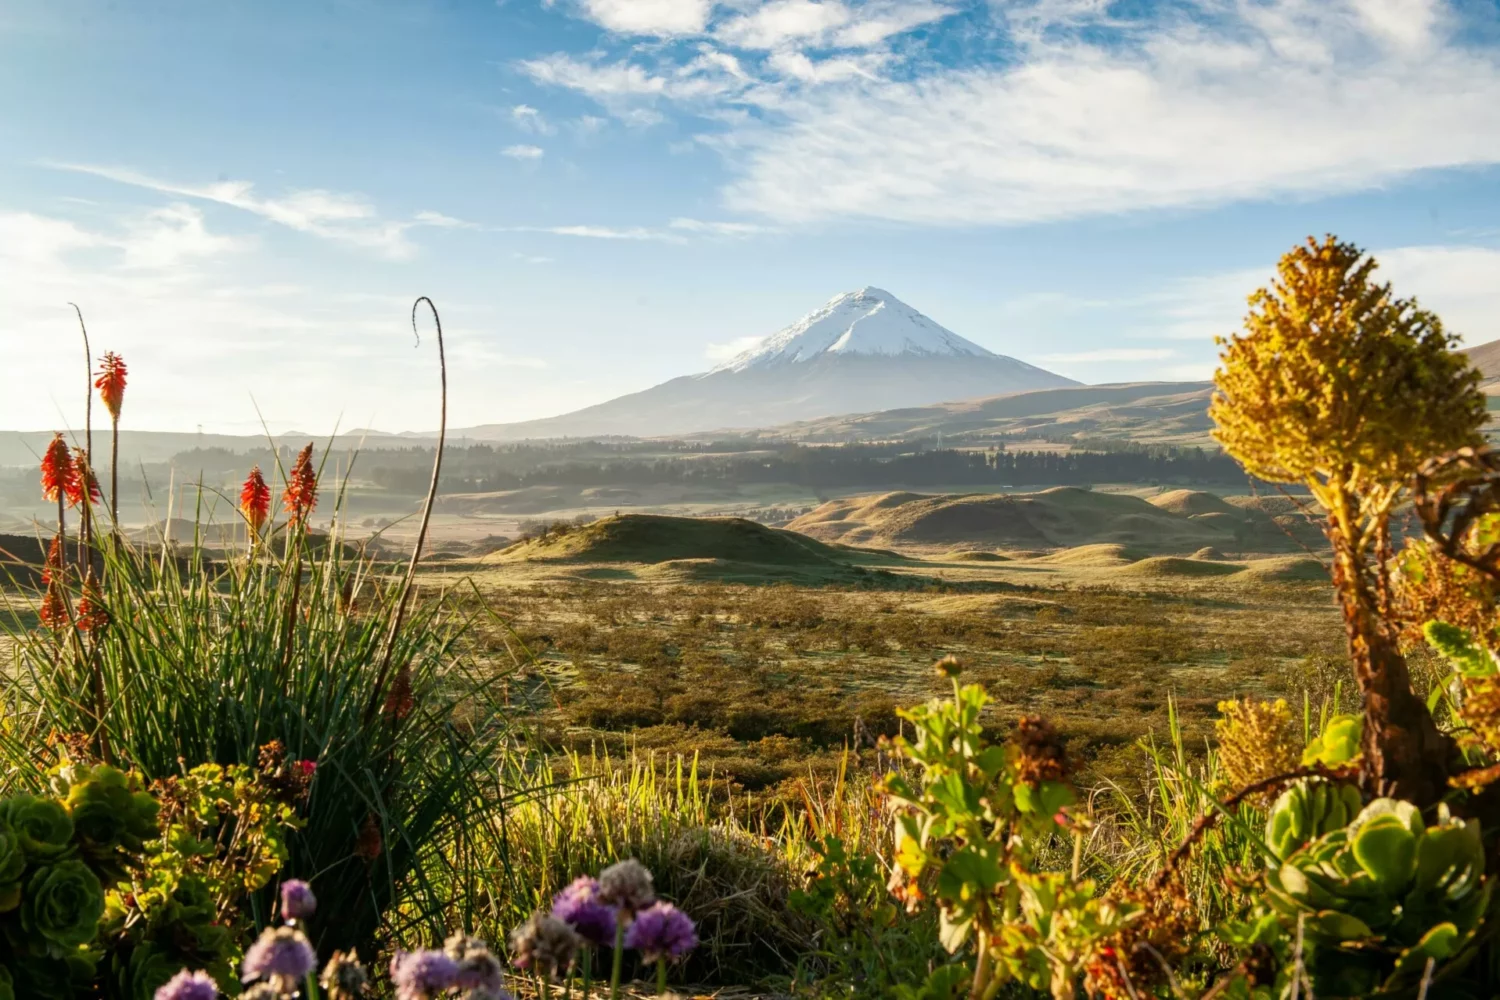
[460,288,1077,440]
[714,287,997,372]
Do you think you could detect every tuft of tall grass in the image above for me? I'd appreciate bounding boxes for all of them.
[459,750,897,986]
[1090,698,1268,923]
[0,481,528,958]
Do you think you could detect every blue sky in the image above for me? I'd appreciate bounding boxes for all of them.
[3,0,1500,434]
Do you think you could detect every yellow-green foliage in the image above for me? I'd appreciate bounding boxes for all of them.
[1210,235,1484,531]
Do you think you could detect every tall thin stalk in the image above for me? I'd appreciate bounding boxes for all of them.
[71,303,94,567]
[367,296,447,723]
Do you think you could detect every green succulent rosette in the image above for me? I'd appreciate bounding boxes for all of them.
[0,820,26,912]
[21,859,106,954]
[0,793,74,862]
[54,764,159,879]
[114,940,183,1000]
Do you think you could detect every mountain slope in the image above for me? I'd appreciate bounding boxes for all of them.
[720,381,1217,444]
[461,288,1076,440]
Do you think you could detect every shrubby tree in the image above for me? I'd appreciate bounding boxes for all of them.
[1210,234,1486,804]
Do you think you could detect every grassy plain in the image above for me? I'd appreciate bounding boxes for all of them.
[425,507,1353,802]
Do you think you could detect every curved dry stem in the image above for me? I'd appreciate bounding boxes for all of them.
[366,295,447,723]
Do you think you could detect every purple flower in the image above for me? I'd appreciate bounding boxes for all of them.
[242,926,318,986]
[390,949,460,1000]
[280,879,318,921]
[623,902,698,965]
[551,876,619,946]
[155,969,219,1000]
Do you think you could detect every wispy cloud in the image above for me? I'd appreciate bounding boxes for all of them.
[525,0,1500,227]
[704,334,765,362]
[1039,348,1176,363]
[45,163,470,258]
[502,144,546,160]
[511,103,556,133]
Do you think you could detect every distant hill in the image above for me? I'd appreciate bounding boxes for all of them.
[487,513,854,566]
[458,288,1076,440]
[1464,338,1500,390]
[789,487,1321,553]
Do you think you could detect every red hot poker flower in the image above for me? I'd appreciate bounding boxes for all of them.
[41,434,79,504]
[283,444,318,526]
[70,449,102,508]
[94,352,128,422]
[240,466,271,533]
[39,582,68,631]
[77,581,110,632]
[43,533,64,587]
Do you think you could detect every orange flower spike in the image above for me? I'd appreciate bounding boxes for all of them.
[40,434,78,503]
[240,466,271,532]
[69,448,102,507]
[94,352,127,422]
[39,582,68,631]
[282,444,318,526]
[76,581,109,632]
[42,533,64,586]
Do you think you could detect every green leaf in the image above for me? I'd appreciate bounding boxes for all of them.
[1425,621,1496,678]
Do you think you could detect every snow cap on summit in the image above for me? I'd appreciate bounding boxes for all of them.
[711,287,998,373]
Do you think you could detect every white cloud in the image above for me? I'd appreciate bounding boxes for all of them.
[45,163,460,259]
[528,0,1500,227]
[413,210,477,229]
[723,1,1500,225]
[704,334,766,362]
[511,103,557,134]
[499,223,685,241]
[668,217,777,236]
[716,0,853,49]
[579,0,713,35]
[502,144,547,159]
[1039,348,1176,363]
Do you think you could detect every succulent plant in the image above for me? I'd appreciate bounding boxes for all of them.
[1260,796,1490,996]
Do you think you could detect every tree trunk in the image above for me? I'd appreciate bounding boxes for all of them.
[1331,535,1457,805]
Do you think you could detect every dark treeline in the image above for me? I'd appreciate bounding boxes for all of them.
[366,442,1249,493]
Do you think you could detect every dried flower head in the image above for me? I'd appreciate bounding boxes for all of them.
[320,950,368,1000]
[551,876,619,946]
[283,444,318,526]
[1012,715,1068,787]
[354,813,383,861]
[95,351,128,422]
[597,859,655,913]
[445,933,507,996]
[623,902,698,965]
[240,466,271,534]
[509,912,582,979]
[39,582,69,631]
[934,654,962,678]
[1083,881,1195,1000]
[155,969,219,1000]
[41,433,78,504]
[241,925,317,991]
[390,949,459,1000]
[280,879,317,921]
[382,664,415,723]
[1215,697,1298,803]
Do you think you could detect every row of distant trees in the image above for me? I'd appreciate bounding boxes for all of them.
[365,441,1248,492]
